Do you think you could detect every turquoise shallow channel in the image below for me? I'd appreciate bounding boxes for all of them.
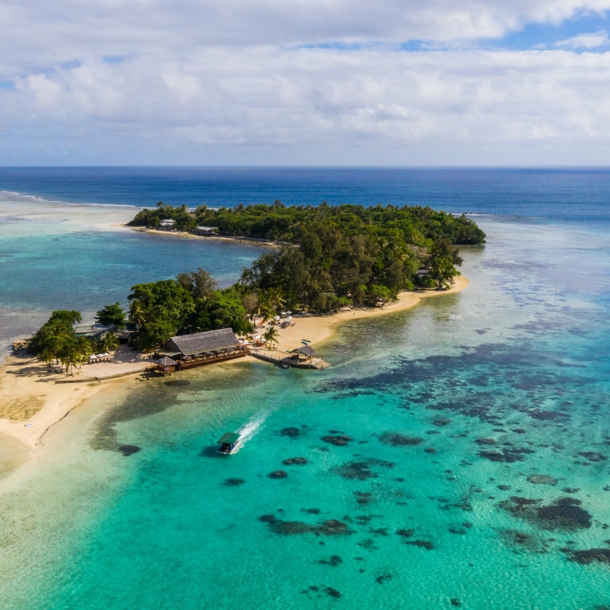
[2,214,610,609]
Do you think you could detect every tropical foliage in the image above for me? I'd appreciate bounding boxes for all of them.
[127,269,253,352]
[28,203,486,365]
[95,302,126,328]
[28,311,95,374]
[128,201,485,312]
[263,326,279,348]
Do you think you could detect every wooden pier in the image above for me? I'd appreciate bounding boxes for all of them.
[250,349,330,370]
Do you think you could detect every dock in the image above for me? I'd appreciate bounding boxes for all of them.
[250,348,330,370]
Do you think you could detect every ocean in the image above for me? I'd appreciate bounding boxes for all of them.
[1,168,610,609]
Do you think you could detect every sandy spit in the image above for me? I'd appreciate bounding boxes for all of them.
[0,276,468,453]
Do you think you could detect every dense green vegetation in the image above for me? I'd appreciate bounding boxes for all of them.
[29,202,486,366]
[128,201,484,312]
[28,310,119,372]
[95,302,126,328]
[129,200,485,245]
[128,269,252,352]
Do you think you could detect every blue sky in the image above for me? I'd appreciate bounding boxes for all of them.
[2,0,610,165]
[487,11,610,50]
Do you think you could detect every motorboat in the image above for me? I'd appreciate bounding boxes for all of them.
[217,432,240,455]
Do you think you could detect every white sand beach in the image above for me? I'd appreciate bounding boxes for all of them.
[0,275,469,453]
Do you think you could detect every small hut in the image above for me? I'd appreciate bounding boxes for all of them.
[156,356,177,375]
[289,345,316,362]
[195,226,218,236]
[159,219,176,231]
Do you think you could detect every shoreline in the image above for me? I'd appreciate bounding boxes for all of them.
[0,275,469,455]
[267,275,469,353]
[127,226,282,248]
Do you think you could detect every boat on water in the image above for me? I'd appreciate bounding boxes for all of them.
[217,432,240,455]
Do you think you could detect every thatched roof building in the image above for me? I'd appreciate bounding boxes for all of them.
[290,345,316,359]
[156,356,178,367]
[162,328,240,358]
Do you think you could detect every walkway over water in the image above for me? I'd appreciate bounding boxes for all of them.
[250,348,330,370]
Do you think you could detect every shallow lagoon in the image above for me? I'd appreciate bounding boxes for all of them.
[0,194,262,348]
[1,216,610,609]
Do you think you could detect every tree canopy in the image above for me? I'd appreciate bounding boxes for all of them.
[95,302,126,328]
[29,202,485,363]
[128,201,484,312]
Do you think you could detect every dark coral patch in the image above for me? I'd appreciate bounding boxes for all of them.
[318,555,343,566]
[537,498,592,530]
[404,539,434,550]
[478,447,534,463]
[335,459,395,480]
[283,457,308,465]
[354,491,373,505]
[357,538,378,550]
[268,470,288,479]
[260,514,353,536]
[223,478,246,487]
[319,520,353,535]
[579,451,608,462]
[280,427,300,437]
[433,417,451,427]
[396,528,414,538]
[322,435,353,446]
[369,527,388,536]
[301,585,342,600]
[564,548,610,565]
[498,529,548,553]
[379,433,423,446]
[527,474,557,486]
[424,447,437,454]
[499,496,592,531]
[376,574,392,584]
[476,438,497,445]
[118,445,141,456]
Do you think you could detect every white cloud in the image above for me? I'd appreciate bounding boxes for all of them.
[2,46,610,164]
[556,29,610,48]
[2,0,610,163]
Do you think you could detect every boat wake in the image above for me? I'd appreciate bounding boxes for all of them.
[233,411,270,453]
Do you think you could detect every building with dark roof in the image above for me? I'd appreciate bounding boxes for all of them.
[289,345,316,360]
[159,328,242,360]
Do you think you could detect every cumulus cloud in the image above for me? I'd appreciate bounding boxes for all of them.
[1,0,610,163]
[556,29,610,47]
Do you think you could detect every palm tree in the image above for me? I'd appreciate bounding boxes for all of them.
[267,287,286,310]
[129,301,145,330]
[263,327,279,349]
[255,300,275,327]
[103,331,120,353]
[39,348,55,369]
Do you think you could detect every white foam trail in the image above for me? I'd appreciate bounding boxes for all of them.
[233,410,271,452]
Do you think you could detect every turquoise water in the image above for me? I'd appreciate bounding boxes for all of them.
[1,215,610,609]
[0,194,262,347]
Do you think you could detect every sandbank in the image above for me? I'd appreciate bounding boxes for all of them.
[0,348,155,449]
[128,226,281,248]
[0,275,468,456]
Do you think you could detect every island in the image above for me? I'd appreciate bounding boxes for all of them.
[1,202,484,449]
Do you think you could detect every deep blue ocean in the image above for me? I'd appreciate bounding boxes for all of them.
[1,168,610,609]
[2,166,610,222]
